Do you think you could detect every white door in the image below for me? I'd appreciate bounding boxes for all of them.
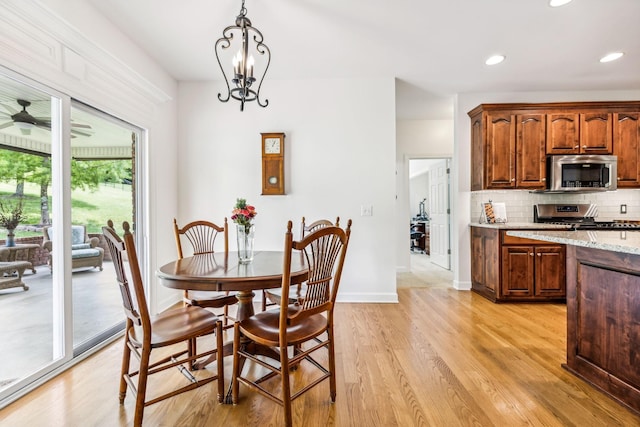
[429,160,450,269]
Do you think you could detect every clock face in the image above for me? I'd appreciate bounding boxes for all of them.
[264,138,281,154]
[268,176,278,185]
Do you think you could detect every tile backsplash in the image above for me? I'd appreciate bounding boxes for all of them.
[471,189,640,223]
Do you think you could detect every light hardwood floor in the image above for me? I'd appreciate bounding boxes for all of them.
[2,283,639,426]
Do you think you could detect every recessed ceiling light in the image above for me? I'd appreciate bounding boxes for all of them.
[549,0,572,7]
[600,52,624,63]
[485,55,505,66]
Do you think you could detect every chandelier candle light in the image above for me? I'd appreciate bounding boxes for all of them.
[215,0,271,111]
[231,198,257,263]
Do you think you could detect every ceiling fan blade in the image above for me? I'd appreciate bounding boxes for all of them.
[0,122,13,129]
[34,123,51,132]
[34,119,51,129]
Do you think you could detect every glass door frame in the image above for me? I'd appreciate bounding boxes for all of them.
[0,65,147,406]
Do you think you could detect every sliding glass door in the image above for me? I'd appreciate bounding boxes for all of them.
[0,70,143,405]
[70,102,139,355]
[0,79,61,394]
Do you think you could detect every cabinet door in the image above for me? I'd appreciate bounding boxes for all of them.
[534,245,566,297]
[470,113,484,191]
[547,113,580,154]
[516,114,546,188]
[471,227,499,295]
[614,112,640,188]
[580,112,612,153]
[486,112,516,188]
[470,228,484,286]
[502,245,534,297]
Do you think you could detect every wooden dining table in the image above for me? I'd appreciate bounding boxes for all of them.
[157,250,308,401]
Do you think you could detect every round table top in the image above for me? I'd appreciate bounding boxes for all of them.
[157,250,308,292]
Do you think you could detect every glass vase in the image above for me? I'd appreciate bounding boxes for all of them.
[236,224,255,264]
[5,228,16,247]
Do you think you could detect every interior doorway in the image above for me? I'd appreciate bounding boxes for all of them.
[408,158,451,272]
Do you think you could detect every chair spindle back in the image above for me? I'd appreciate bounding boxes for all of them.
[174,218,228,258]
[102,220,149,330]
[282,219,351,325]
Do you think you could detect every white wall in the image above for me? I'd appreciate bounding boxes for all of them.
[177,78,398,302]
[453,90,640,290]
[409,171,429,219]
[396,118,454,272]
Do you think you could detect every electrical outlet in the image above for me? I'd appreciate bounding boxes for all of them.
[360,205,373,216]
[620,204,627,214]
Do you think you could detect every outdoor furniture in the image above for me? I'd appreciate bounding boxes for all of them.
[42,225,104,272]
[0,261,31,291]
[0,244,39,273]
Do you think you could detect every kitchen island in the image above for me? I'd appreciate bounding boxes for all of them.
[507,229,640,415]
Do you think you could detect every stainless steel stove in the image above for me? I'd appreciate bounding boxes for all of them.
[533,203,640,230]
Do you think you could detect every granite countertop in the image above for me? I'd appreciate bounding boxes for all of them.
[471,222,573,230]
[506,229,640,256]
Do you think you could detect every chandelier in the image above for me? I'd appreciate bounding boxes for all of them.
[215,0,271,111]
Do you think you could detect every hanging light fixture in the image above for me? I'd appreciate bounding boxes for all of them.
[215,0,271,111]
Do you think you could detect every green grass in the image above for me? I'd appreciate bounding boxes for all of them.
[0,181,132,236]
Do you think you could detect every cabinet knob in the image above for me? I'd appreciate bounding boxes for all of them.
[574,145,579,149]
[511,178,515,182]
[537,253,541,257]
[582,145,587,149]
[529,253,534,256]
[542,178,546,181]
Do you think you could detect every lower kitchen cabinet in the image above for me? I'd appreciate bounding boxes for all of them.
[470,226,566,302]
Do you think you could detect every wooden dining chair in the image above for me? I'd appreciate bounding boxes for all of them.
[173,218,238,327]
[102,220,224,427]
[232,219,352,427]
[261,216,339,310]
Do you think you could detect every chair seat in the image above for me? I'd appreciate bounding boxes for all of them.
[239,307,328,347]
[184,290,238,309]
[264,284,307,306]
[129,306,218,348]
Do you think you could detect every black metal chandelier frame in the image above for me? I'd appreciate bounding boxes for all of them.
[215,0,271,111]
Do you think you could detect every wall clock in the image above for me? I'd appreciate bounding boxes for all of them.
[261,132,285,195]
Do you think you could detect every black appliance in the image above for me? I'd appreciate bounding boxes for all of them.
[533,203,640,230]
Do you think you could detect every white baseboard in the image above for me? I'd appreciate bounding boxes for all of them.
[453,280,472,291]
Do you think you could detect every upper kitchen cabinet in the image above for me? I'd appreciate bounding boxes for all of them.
[516,114,546,189]
[546,112,612,154]
[614,112,640,187]
[485,111,516,189]
[469,102,640,190]
[469,105,545,190]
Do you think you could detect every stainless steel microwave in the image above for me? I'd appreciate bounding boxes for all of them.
[548,155,617,192]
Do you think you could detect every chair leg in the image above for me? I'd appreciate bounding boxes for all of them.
[281,345,293,427]
[216,320,224,403]
[133,346,151,427]
[328,327,337,402]
[261,290,266,311]
[188,338,195,371]
[231,322,241,404]
[119,334,132,404]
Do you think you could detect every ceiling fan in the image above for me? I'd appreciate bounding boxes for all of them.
[0,99,93,137]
